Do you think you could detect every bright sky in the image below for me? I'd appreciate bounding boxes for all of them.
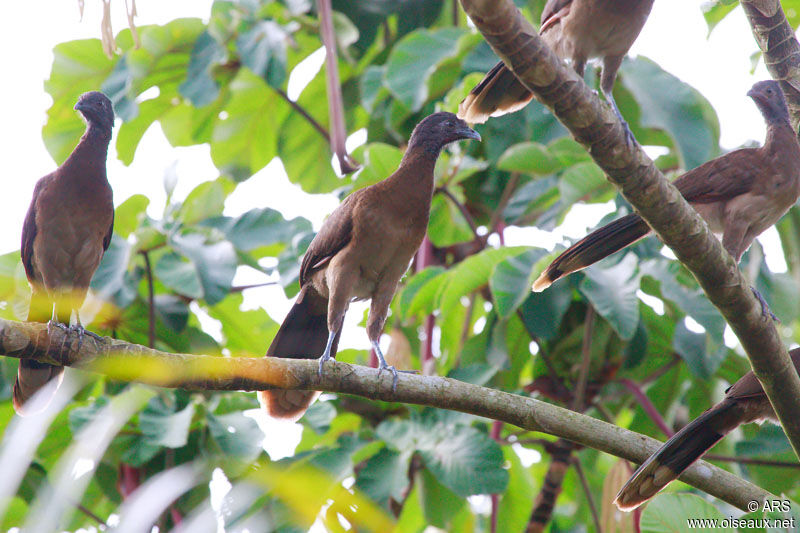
[0,0,787,462]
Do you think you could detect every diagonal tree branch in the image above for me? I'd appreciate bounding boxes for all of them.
[458,0,800,458]
[0,318,773,511]
[742,0,800,132]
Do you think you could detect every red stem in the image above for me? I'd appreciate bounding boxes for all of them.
[490,420,503,533]
[619,378,674,438]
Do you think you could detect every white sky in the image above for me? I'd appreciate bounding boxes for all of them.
[0,0,789,459]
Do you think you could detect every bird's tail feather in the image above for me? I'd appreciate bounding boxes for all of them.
[614,401,736,511]
[259,285,339,421]
[13,291,64,415]
[458,62,533,124]
[532,213,650,292]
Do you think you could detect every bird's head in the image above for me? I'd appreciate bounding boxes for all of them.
[748,80,790,125]
[407,112,481,156]
[74,91,115,132]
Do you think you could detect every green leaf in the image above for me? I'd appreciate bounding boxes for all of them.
[496,447,536,533]
[236,20,288,88]
[180,30,226,106]
[178,177,235,225]
[170,232,238,304]
[498,142,562,175]
[418,468,467,528]
[202,207,312,255]
[91,235,138,307]
[397,266,447,320]
[114,195,150,238]
[702,1,739,36]
[207,411,264,462]
[621,57,720,170]
[210,68,289,179]
[349,143,404,191]
[580,253,641,340]
[355,447,411,506]
[139,396,195,448]
[559,161,611,206]
[427,194,475,247]
[640,493,731,532]
[154,252,204,299]
[207,293,279,357]
[383,28,465,111]
[490,248,546,318]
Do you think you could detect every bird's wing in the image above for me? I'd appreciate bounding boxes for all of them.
[540,0,572,33]
[673,148,759,204]
[299,194,355,286]
[103,210,114,252]
[21,178,47,282]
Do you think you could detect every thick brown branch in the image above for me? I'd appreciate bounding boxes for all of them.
[0,318,772,511]
[742,0,800,131]
[459,0,800,459]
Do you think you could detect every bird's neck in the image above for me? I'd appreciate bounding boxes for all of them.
[62,124,112,178]
[386,148,438,202]
[764,120,798,153]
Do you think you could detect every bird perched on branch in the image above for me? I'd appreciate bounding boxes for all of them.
[14,91,115,415]
[532,80,800,318]
[458,0,654,142]
[614,347,800,510]
[260,112,480,420]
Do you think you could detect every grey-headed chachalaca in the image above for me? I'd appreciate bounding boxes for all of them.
[260,112,480,420]
[458,0,654,141]
[532,80,800,317]
[615,347,800,510]
[14,91,115,415]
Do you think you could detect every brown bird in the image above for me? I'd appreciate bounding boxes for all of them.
[458,0,654,142]
[259,112,480,420]
[615,348,800,510]
[532,80,800,317]
[14,91,115,415]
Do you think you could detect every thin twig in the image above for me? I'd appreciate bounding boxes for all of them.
[618,378,674,438]
[436,186,482,241]
[705,454,800,468]
[640,353,680,386]
[230,281,279,292]
[571,458,602,533]
[140,251,156,349]
[570,306,594,411]
[274,88,330,143]
[75,502,108,527]
[488,172,520,234]
[316,0,360,173]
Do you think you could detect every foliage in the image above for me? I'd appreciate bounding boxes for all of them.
[0,0,798,531]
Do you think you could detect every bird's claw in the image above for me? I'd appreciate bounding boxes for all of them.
[46,320,69,338]
[751,287,779,322]
[377,363,400,392]
[318,353,333,377]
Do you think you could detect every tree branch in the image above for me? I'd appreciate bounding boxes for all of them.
[0,318,772,511]
[741,0,800,131]
[458,0,800,459]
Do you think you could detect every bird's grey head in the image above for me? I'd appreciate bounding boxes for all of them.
[747,80,790,124]
[74,91,115,132]
[408,112,481,156]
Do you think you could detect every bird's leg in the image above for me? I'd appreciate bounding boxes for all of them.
[371,340,417,393]
[599,55,636,146]
[751,287,779,322]
[318,329,338,376]
[68,312,103,354]
[46,304,69,338]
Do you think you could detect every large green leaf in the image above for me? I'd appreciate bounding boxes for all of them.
[354,447,411,506]
[179,30,227,106]
[621,57,720,170]
[580,253,641,340]
[139,396,195,448]
[383,28,466,111]
[489,248,546,318]
[640,493,731,532]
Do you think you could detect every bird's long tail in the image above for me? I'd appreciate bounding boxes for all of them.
[614,401,738,511]
[532,213,650,292]
[259,285,340,421]
[458,61,534,124]
[13,290,65,415]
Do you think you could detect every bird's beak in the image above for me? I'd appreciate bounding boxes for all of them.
[459,126,481,142]
[74,102,88,112]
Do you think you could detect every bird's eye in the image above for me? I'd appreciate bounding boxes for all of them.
[446,120,454,127]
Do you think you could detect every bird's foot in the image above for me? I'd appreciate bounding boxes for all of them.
[46,320,69,338]
[751,287,779,322]
[317,352,333,377]
[371,340,416,392]
[620,119,637,147]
